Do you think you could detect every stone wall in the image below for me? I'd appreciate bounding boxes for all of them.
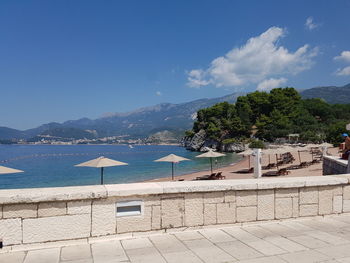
[1,176,350,249]
[323,155,348,175]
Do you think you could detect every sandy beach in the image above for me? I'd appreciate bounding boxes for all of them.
[148,146,340,182]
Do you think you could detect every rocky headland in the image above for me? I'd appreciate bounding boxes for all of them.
[182,129,245,152]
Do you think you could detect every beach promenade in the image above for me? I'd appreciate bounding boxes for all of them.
[2,214,350,262]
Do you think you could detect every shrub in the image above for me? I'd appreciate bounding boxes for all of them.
[184,130,195,138]
[222,138,238,144]
[249,139,266,149]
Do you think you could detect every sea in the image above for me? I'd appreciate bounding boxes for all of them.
[0,144,240,189]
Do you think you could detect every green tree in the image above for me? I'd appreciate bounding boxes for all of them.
[246,91,271,122]
[189,87,350,145]
[326,121,348,145]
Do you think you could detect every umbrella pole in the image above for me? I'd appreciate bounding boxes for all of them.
[248,155,251,169]
[298,151,302,164]
[172,162,174,181]
[101,167,104,185]
[276,154,279,171]
[210,158,213,174]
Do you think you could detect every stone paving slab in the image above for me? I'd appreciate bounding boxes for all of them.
[277,249,331,263]
[24,248,60,263]
[5,214,350,262]
[60,244,91,261]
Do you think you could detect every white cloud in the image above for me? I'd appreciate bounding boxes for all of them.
[187,27,317,89]
[336,66,350,76]
[257,78,287,91]
[305,17,319,30]
[334,51,350,62]
[156,91,162,96]
[334,51,350,76]
[187,69,211,88]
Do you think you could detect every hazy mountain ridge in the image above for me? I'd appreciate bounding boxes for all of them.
[0,92,243,140]
[300,83,350,104]
[1,83,349,141]
[0,127,27,140]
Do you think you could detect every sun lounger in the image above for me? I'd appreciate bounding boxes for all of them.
[262,168,290,176]
[214,172,225,179]
[278,168,290,175]
[234,167,254,173]
[286,164,301,170]
[196,173,215,180]
[276,152,295,166]
[262,163,277,170]
[262,171,280,176]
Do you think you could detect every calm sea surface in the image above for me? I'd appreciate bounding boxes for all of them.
[0,145,240,189]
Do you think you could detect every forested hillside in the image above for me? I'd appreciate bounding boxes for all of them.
[300,83,350,104]
[189,87,350,145]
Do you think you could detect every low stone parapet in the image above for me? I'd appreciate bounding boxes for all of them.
[1,175,350,249]
[323,155,348,175]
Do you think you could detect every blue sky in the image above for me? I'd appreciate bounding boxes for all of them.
[0,0,349,130]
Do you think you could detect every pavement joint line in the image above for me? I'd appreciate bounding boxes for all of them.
[225,227,292,258]
[22,250,28,263]
[171,231,206,263]
[197,229,239,261]
[89,244,94,263]
[148,235,170,263]
[58,246,63,263]
[119,239,132,263]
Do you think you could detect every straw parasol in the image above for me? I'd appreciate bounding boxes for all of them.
[75,156,128,185]
[196,150,226,174]
[154,154,190,180]
[0,165,23,174]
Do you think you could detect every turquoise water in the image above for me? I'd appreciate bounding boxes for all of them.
[0,145,240,189]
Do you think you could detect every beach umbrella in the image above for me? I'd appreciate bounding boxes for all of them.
[0,165,23,174]
[154,154,190,180]
[196,150,226,174]
[75,156,128,185]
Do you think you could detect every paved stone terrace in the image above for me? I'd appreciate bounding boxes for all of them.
[4,214,350,263]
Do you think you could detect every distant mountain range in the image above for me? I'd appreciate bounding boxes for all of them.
[1,83,349,141]
[300,83,350,104]
[0,92,243,141]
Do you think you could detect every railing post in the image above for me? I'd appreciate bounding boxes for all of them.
[253,148,262,178]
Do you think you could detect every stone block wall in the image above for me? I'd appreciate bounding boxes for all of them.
[1,176,350,248]
[323,155,348,175]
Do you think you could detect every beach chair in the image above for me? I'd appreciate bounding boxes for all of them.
[262,168,290,177]
[300,161,311,167]
[310,147,323,164]
[278,168,290,175]
[214,172,225,179]
[262,163,277,170]
[196,173,215,180]
[208,173,219,180]
[234,167,254,173]
[286,164,301,170]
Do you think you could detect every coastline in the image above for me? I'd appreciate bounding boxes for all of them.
[4,143,181,146]
[146,156,248,182]
[146,147,340,182]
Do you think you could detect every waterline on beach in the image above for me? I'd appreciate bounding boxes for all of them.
[0,144,240,189]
